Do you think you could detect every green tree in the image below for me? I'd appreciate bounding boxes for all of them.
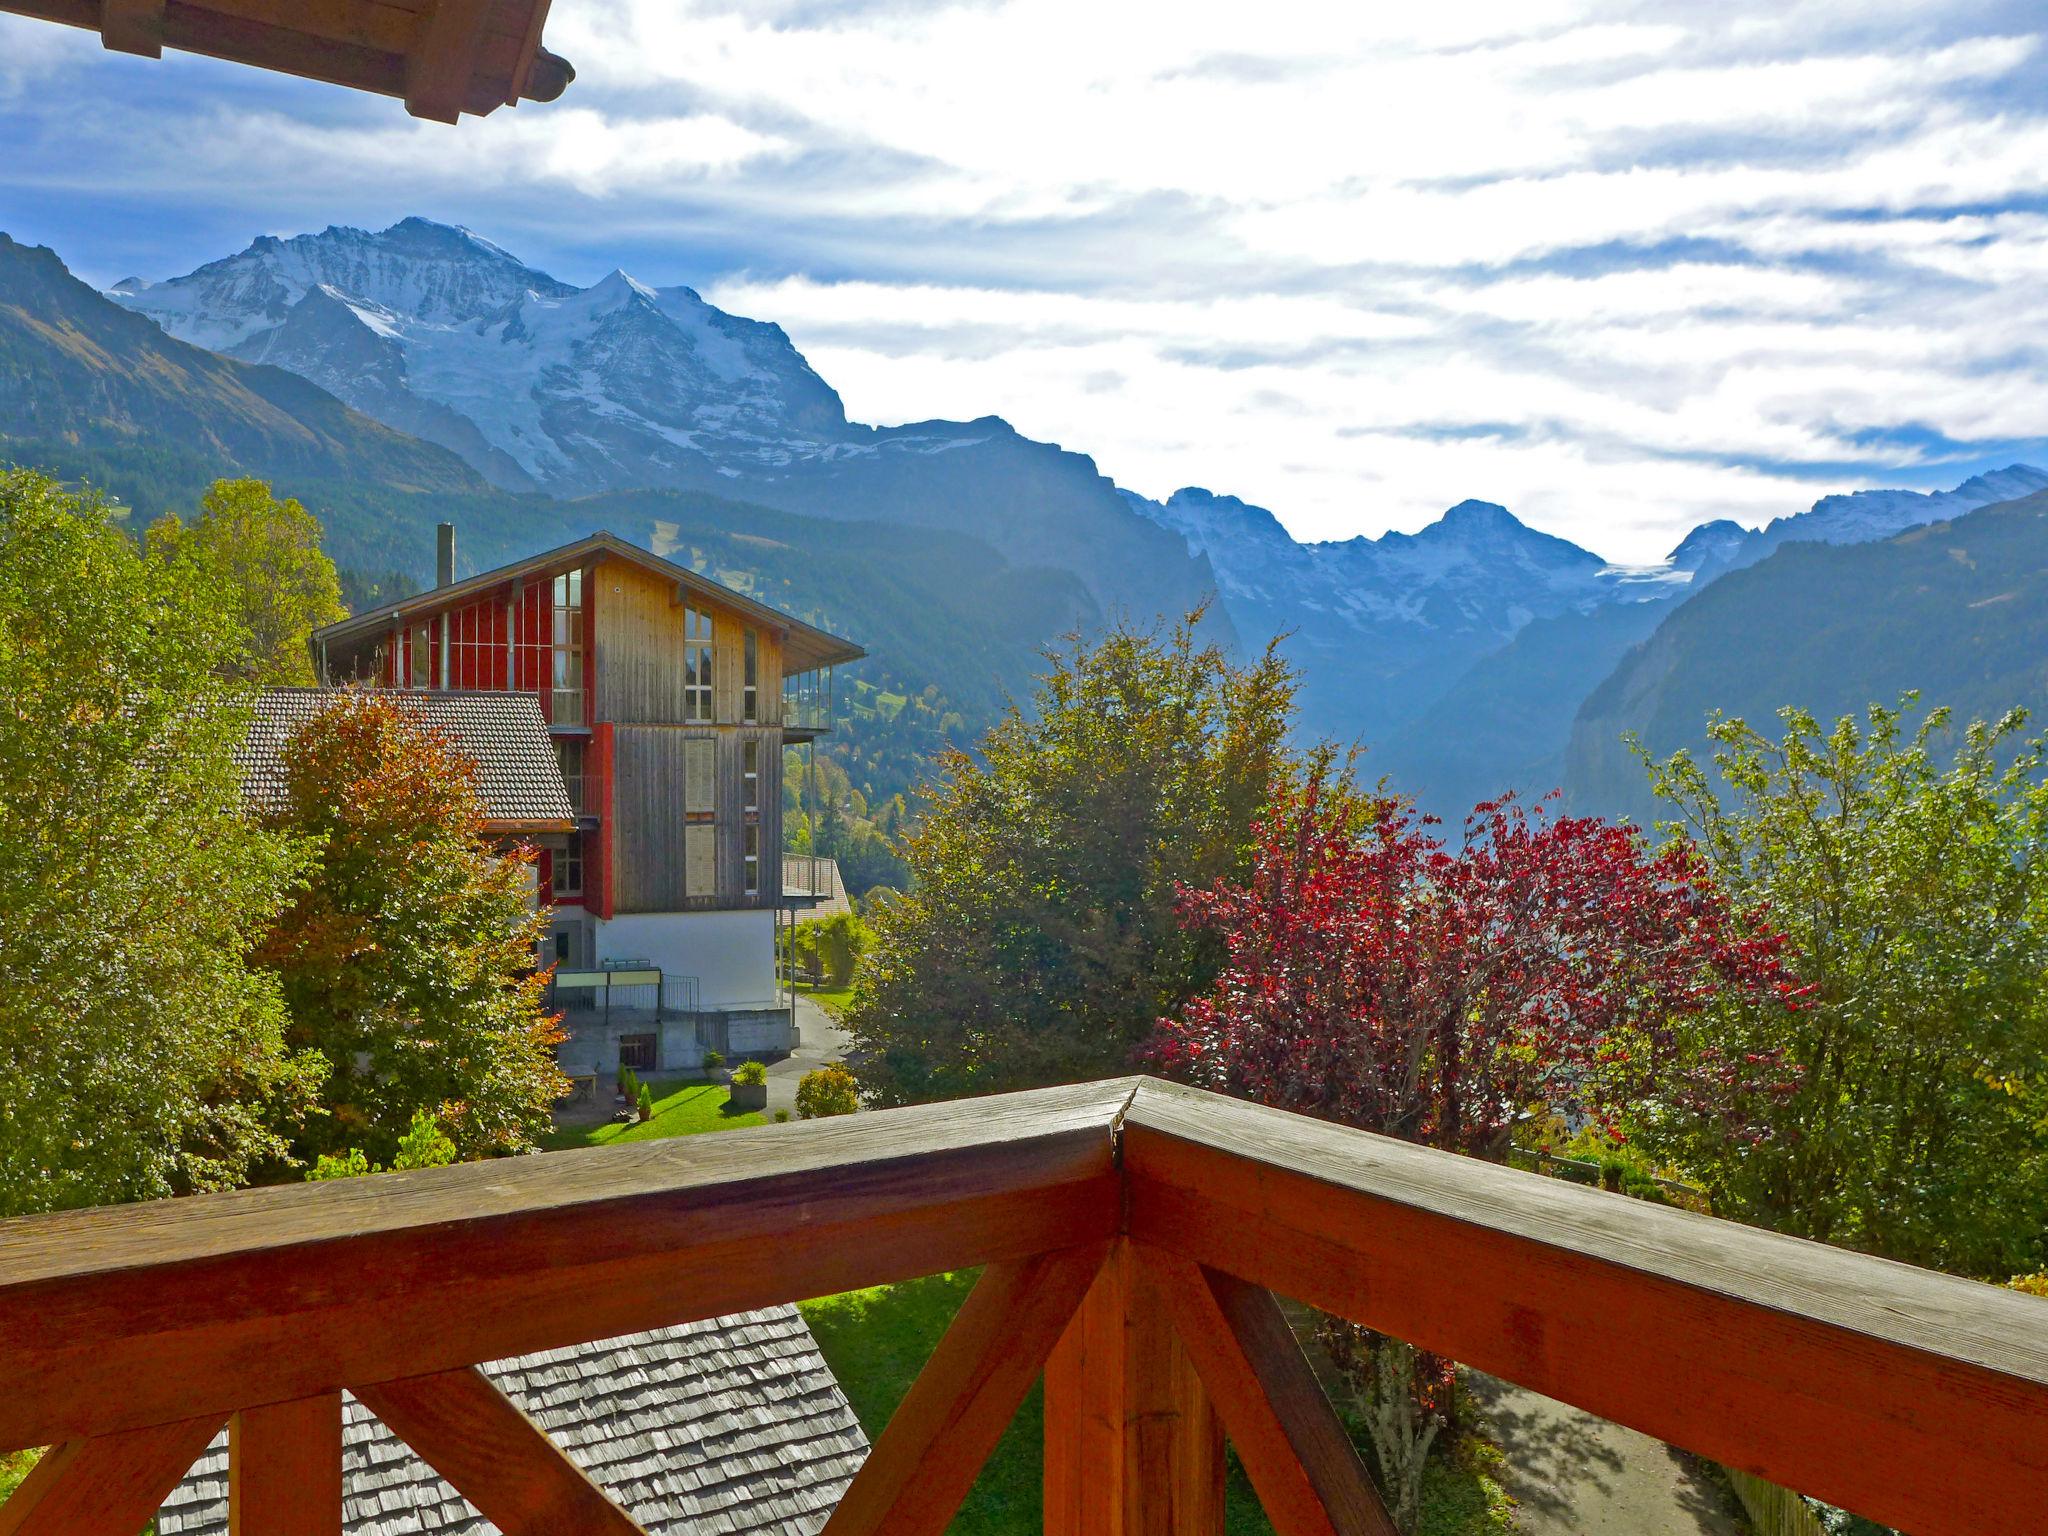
[148,478,345,684]
[1633,699,2048,1276]
[848,610,1296,1104]
[258,691,565,1163]
[0,470,322,1214]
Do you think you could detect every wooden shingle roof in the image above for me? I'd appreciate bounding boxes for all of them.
[239,687,573,832]
[158,1308,869,1536]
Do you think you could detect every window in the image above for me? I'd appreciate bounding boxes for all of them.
[408,621,431,688]
[555,737,586,815]
[742,739,759,815]
[743,823,760,895]
[552,832,584,898]
[551,569,584,725]
[683,605,714,722]
[742,629,759,723]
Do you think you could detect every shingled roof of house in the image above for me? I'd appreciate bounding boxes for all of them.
[239,687,574,832]
[158,1307,869,1536]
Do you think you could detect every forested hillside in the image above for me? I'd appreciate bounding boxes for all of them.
[1567,487,2048,824]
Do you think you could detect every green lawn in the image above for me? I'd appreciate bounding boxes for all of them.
[541,1078,765,1150]
[799,982,855,1017]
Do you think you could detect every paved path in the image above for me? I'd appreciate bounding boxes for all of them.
[1470,1376,1743,1536]
[763,993,856,1118]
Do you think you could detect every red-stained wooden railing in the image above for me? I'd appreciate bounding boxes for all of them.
[0,1077,2043,1536]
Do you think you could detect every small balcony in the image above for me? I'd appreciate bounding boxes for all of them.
[782,665,835,737]
[0,1077,2041,1536]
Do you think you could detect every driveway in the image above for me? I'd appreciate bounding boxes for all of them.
[1469,1376,1743,1535]
[763,993,856,1118]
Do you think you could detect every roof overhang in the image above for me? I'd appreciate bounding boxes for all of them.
[0,0,573,123]
[316,531,866,672]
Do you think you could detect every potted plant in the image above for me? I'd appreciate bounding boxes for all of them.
[700,1049,726,1081]
[637,1082,654,1123]
[727,1058,769,1112]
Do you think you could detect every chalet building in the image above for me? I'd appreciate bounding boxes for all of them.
[310,526,863,1074]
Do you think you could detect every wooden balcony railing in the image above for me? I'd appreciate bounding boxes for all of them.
[1,1077,2044,1536]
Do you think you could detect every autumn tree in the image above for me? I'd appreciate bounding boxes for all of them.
[849,609,1295,1104]
[259,691,564,1163]
[1634,699,2048,1276]
[1150,770,1796,1159]
[148,477,345,685]
[0,470,322,1214]
[1149,768,1795,1527]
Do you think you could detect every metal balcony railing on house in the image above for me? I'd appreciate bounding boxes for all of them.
[782,853,841,903]
[549,967,699,1020]
[1,1078,2044,1536]
[782,666,834,734]
[548,686,585,727]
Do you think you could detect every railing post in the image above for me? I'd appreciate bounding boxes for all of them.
[230,1391,343,1534]
[1045,1240,1225,1536]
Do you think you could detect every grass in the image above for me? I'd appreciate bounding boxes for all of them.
[800,981,856,1017]
[800,1270,1277,1535]
[0,1449,39,1503]
[541,1077,765,1150]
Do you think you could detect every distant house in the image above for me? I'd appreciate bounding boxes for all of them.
[310,527,865,1074]
[158,1307,868,1536]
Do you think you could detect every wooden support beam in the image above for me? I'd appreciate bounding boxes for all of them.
[1122,1078,2048,1536]
[230,1393,343,1536]
[405,0,492,122]
[354,1366,646,1536]
[0,1414,224,1536]
[823,1243,1111,1536]
[98,0,161,55]
[1136,1248,1396,1536]
[1044,1241,1225,1536]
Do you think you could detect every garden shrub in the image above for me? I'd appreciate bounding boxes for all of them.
[796,1064,860,1119]
[701,1051,725,1074]
[732,1059,768,1087]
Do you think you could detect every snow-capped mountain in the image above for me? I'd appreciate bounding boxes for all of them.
[1748,464,2048,558]
[111,217,851,495]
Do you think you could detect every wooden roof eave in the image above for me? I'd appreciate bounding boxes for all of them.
[0,0,574,123]
[315,532,864,672]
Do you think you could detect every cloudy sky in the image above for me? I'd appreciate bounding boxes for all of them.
[5,0,2046,560]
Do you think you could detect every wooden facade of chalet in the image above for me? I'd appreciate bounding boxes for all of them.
[0,1077,2043,1536]
[313,530,863,938]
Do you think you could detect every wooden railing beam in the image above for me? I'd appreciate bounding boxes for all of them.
[825,1243,1111,1536]
[0,1414,223,1536]
[1045,1240,1225,1536]
[0,1079,1134,1450]
[1136,1248,1395,1536]
[230,1392,343,1536]
[355,1367,647,1536]
[1122,1078,2048,1536]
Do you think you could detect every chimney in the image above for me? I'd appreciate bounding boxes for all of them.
[436,523,456,588]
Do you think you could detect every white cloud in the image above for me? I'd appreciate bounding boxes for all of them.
[6,0,2046,561]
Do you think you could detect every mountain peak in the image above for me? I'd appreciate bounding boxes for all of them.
[1436,498,1523,532]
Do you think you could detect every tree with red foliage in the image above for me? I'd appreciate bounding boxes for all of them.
[1149,767,1799,1161]
[1149,767,1799,1528]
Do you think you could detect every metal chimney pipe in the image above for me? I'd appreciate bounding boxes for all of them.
[436,523,456,588]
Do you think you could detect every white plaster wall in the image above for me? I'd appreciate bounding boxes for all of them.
[592,909,778,1009]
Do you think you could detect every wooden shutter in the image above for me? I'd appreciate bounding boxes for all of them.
[684,737,715,815]
[685,823,716,897]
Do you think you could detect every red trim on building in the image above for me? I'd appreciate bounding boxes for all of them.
[589,721,615,921]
